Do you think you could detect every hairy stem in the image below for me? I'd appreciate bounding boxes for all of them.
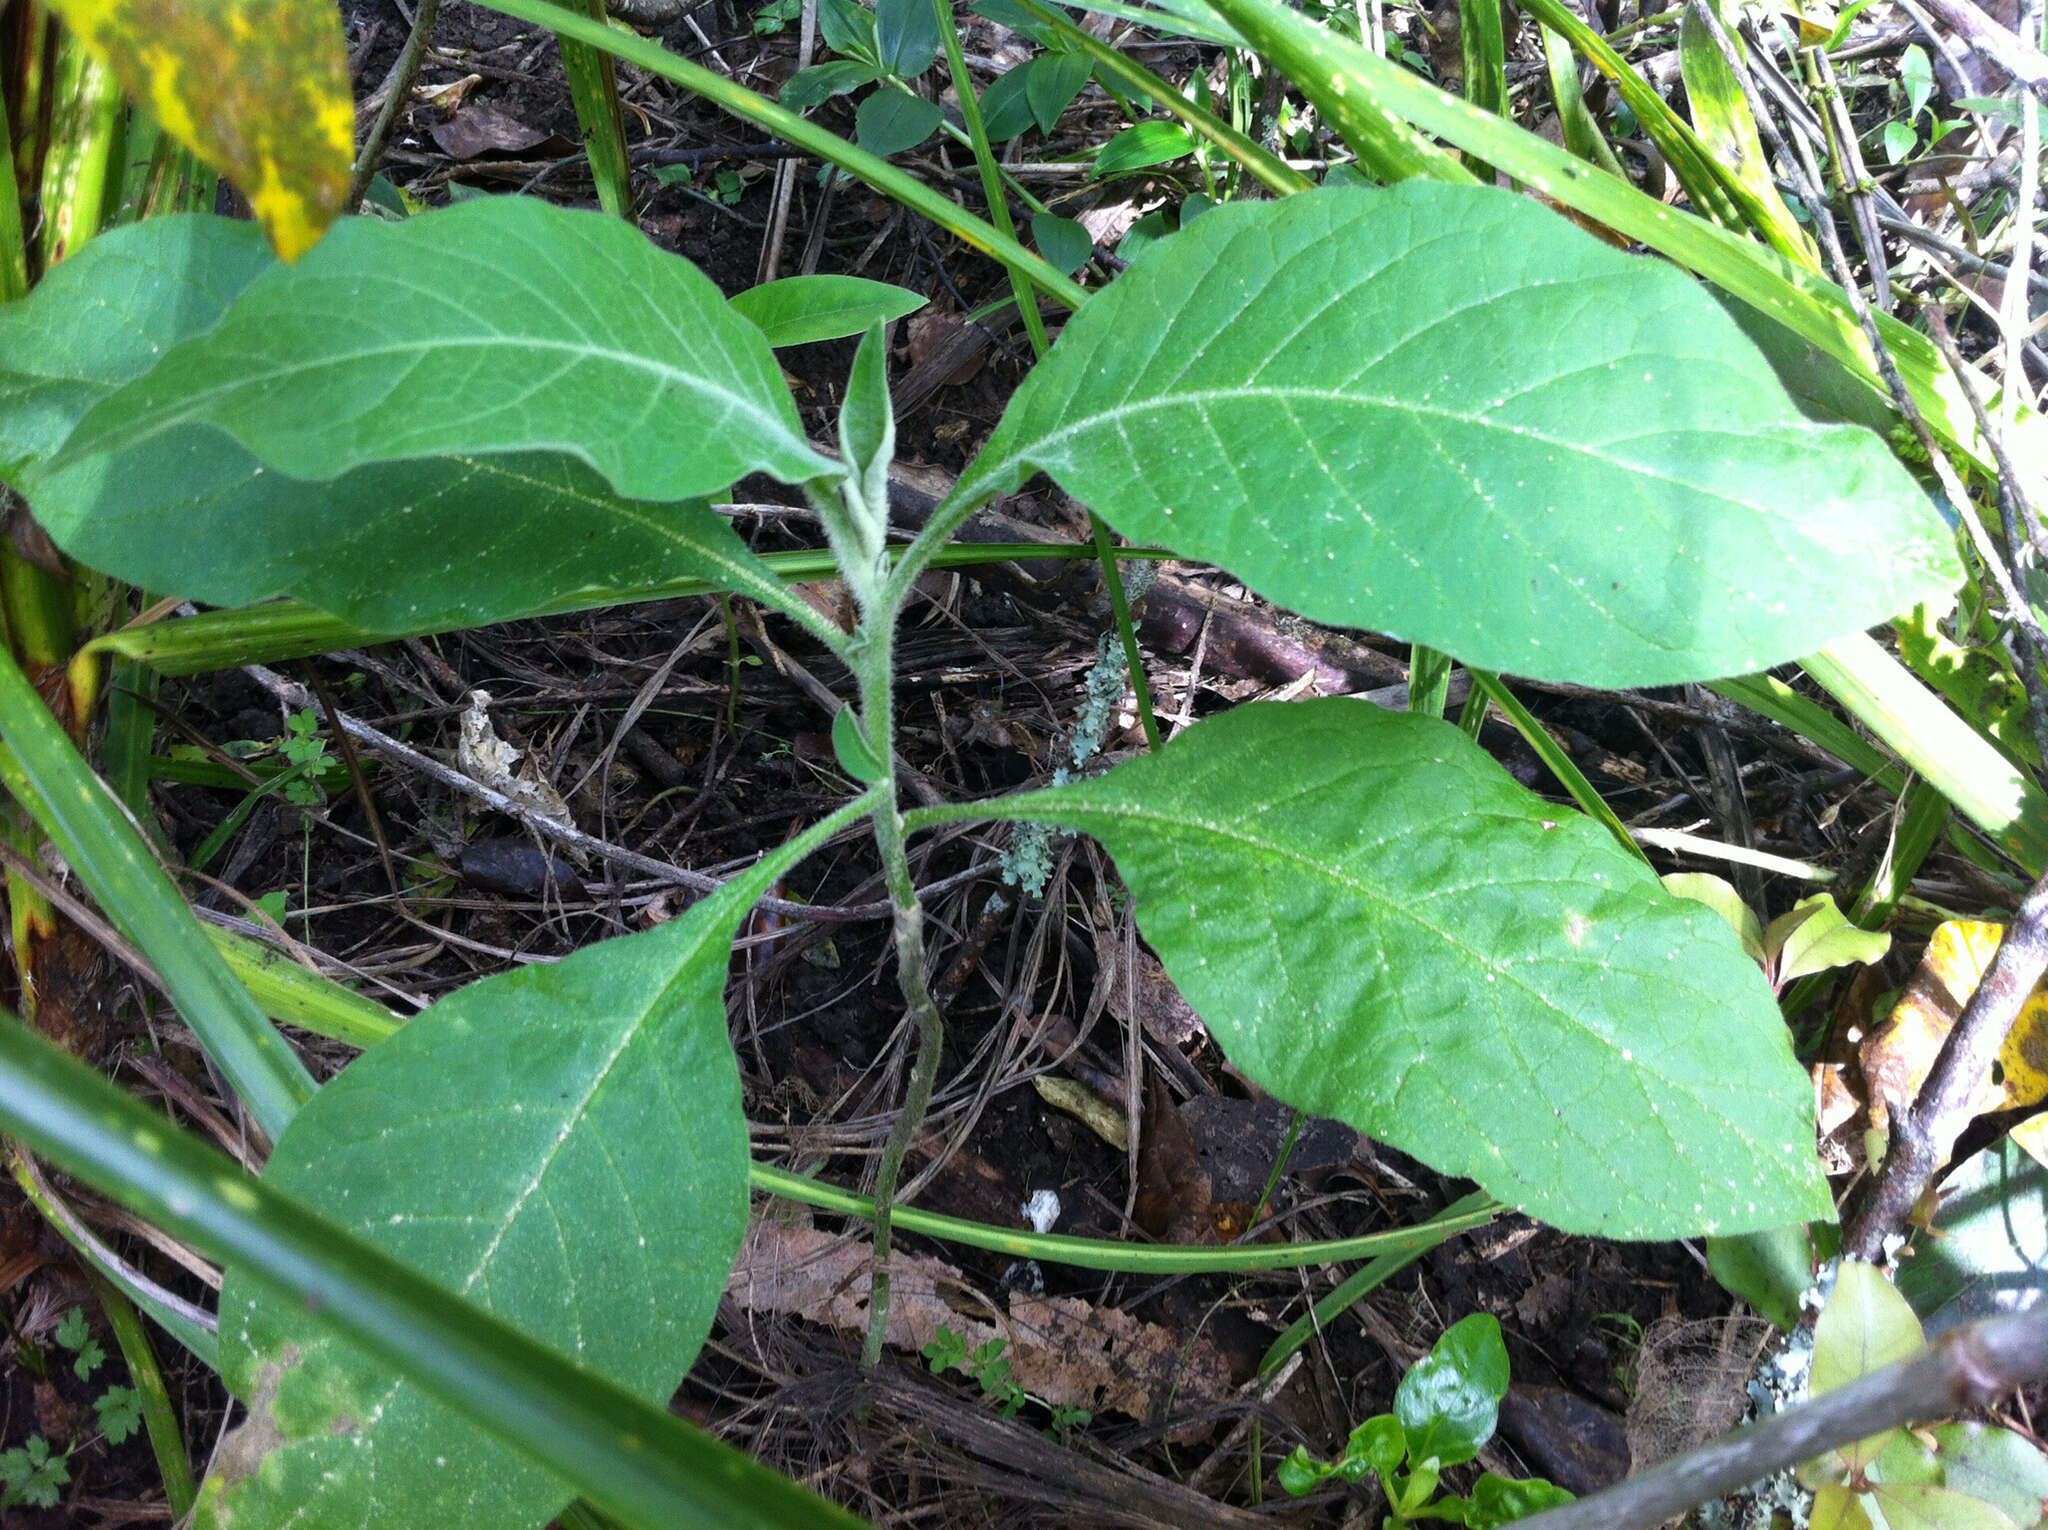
[849,611,949,1372]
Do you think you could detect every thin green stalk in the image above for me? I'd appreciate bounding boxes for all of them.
[79,541,1174,680]
[0,646,315,1139]
[754,1162,1502,1271]
[1090,510,1162,749]
[0,1014,870,1530]
[557,0,634,218]
[1467,669,1647,863]
[1256,1189,1495,1374]
[1801,633,2048,875]
[473,0,1086,308]
[1008,0,1312,196]
[849,604,948,1370]
[0,63,28,303]
[89,1276,197,1520]
[202,925,410,1048]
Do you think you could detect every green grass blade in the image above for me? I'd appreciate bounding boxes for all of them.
[202,925,408,1049]
[0,1013,871,1530]
[91,1277,198,1520]
[77,541,1172,678]
[1539,25,1624,176]
[1801,633,2048,874]
[753,1162,1502,1272]
[470,0,1086,308]
[1467,669,1648,863]
[0,646,313,1139]
[555,0,634,218]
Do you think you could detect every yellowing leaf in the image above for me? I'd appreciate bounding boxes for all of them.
[44,0,352,259]
[1861,920,2048,1133]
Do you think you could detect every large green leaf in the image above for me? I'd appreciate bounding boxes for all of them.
[972,700,1832,1236]
[205,874,761,1528]
[52,196,834,498]
[0,213,274,479]
[29,435,789,635]
[950,183,1957,687]
[0,211,799,635]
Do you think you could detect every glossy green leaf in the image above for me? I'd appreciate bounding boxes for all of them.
[0,1016,867,1530]
[951,183,1956,687]
[1093,120,1193,176]
[730,273,927,346]
[855,90,943,155]
[45,0,351,259]
[1396,1314,1508,1468]
[29,440,790,637]
[1707,1223,1813,1329]
[782,60,885,111]
[1026,49,1092,133]
[966,700,1833,1237]
[1815,1260,1924,1472]
[52,196,833,498]
[207,869,767,1527]
[877,0,940,77]
[1466,1473,1573,1527]
[1932,1423,2048,1529]
[979,65,1038,140]
[1766,894,1891,984]
[1663,873,1766,963]
[1864,1482,2023,1530]
[1032,211,1094,274]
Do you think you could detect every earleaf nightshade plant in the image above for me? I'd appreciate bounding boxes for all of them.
[0,22,1970,1522]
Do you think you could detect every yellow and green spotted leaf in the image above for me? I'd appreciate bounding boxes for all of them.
[45,0,352,259]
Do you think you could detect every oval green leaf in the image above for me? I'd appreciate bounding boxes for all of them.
[855,90,944,155]
[207,874,762,1528]
[52,196,834,500]
[1395,1313,1508,1467]
[951,182,1959,687]
[731,273,927,347]
[978,700,1833,1237]
[1093,120,1194,177]
[0,214,798,636]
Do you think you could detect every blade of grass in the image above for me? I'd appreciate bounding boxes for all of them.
[751,1162,1501,1271]
[0,1012,872,1530]
[1801,632,2048,874]
[1467,669,1648,863]
[202,924,411,1050]
[75,541,1175,679]
[89,1275,197,1521]
[1539,24,1624,176]
[0,645,314,1138]
[473,0,1085,307]
[1257,1190,1494,1375]
[555,0,634,218]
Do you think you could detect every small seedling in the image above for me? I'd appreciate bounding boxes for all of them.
[279,709,331,806]
[754,0,802,32]
[923,1325,1091,1435]
[55,1306,105,1381]
[0,1435,71,1510]
[1278,1314,1572,1527]
[93,1387,143,1446]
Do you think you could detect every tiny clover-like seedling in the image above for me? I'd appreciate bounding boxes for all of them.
[1800,1261,2048,1530]
[279,708,333,806]
[54,1306,105,1381]
[1279,1315,1571,1526]
[0,1434,71,1510]
[921,1325,1090,1433]
[1661,876,1890,994]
